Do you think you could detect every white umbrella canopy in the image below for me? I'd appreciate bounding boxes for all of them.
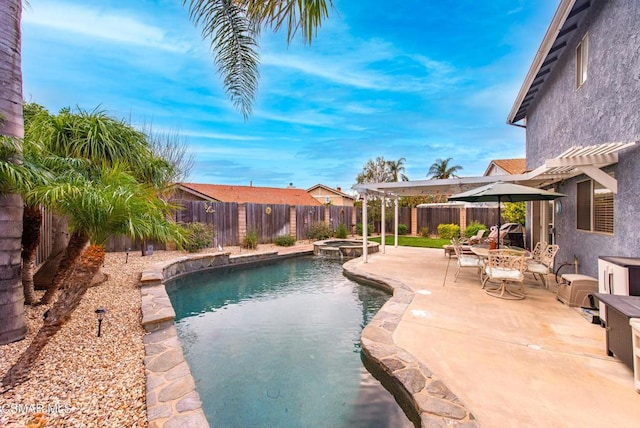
[448,181,566,248]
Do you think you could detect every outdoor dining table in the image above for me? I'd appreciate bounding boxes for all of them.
[470,245,531,298]
[470,244,531,259]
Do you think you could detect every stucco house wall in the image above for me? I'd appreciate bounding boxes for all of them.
[524,0,640,277]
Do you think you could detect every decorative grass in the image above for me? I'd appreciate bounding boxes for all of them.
[369,235,449,249]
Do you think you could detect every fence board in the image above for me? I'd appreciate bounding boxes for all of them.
[246,203,290,244]
[417,207,460,236]
[296,205,325,240]
[328,205,352,231]
[466,207,500,229]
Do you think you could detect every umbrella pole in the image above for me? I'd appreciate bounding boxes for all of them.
[497,196,501,249]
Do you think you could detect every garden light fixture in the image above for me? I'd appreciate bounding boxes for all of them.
[95,308,106,337]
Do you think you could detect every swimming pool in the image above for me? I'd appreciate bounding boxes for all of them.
[165,256,412,427]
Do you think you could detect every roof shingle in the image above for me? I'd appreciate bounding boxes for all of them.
[178,183,322,206]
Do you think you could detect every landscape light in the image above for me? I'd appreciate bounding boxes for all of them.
[95,308,106,337]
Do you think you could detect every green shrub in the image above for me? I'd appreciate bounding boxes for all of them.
[397,224,408,235]
[335,223,348,239]
[437,223,460,240]
[464,221,487,238]
[274,235,296,246]
[420,227,430,238]
[356,222,373,235]
[308,221,332,240]
[242,230,259,249]
[182,222,215,253]
[503,201,526,225]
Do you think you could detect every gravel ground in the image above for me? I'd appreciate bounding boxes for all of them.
[0,243,293,427]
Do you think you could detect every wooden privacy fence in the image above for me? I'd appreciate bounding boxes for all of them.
[246,203,289,244]
[295,205,326,240]
[417,206,460,236]
[465,207,500,230]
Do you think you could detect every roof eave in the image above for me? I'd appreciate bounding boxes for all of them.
[507,0,577,125]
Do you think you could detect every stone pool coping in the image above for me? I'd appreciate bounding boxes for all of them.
[139,249,476,427]
[343,260,478,428]
[138,250,311,428]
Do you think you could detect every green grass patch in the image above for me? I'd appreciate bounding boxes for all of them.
[369,235,450,249]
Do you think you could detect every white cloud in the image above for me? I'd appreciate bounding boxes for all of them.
[23,1,190,52]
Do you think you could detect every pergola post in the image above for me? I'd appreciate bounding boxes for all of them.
[362,195,368,263]
[394,198,399,247]
[381,195,386,254]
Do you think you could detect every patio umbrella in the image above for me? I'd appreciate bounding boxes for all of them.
[448,181,565,248]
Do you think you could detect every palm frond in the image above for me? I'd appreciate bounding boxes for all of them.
[185,0,259,119]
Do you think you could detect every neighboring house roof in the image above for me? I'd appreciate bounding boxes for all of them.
[306,184,355,199]
[507,0,592,124]
[176,182,322,206]
[483,159,527,176]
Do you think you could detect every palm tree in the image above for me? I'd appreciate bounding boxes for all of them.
[32,106,177,306]
[0,0,333,344]
[427,157,463,179]
[2,171,185,387]
[0,0,27,345]
[387,157,409,182]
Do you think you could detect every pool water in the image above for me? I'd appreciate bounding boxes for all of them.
[166,256,412,427]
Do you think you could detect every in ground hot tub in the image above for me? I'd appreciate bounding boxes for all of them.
[313,239,379,259]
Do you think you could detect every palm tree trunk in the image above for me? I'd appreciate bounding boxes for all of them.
[21,205,42,305]
[0,0,26,345]
[0,194,26,345]
[38,229,89,305]
[2,245,105,388]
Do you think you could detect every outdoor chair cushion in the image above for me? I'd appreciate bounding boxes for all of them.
[459,255,483,267]
[526,260,550,275]
[485,266,524,281]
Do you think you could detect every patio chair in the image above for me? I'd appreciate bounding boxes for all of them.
[482,249,527,299]
[526,244,559,288]
[452,238,484,281]
[460,229,487,245]
[530,241,548,261]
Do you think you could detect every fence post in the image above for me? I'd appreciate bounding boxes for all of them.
[238,203,246,243]
[324,206,330,226]
[411,207,418,236]
[460,206,467,235]
[289,206,297,239]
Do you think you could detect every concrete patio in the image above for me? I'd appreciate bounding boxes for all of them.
[349,246,640,427]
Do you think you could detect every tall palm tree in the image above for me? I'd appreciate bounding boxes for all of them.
[2,171,185,387]
[0,0,27,345]
[387,157,409,182]
[0,0,333,344]
[427,157,463,179]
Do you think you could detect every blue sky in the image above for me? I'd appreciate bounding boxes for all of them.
[22,0,559,191]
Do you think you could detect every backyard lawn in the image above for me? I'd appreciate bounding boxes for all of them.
[369,235,449,249]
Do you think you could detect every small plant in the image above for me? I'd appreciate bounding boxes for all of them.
[274,235,296,246]
[464,221,487,238]
[437,223,460,240]
[420,226,430,237]
[355,222,373,235]
[242,230,259,249]
[308,221,332,240]
[335,223,348,239]
[182,222,215,253]
[397,224,408,235]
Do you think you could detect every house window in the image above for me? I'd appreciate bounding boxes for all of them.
[576,34,588,87]
[576,178,613,234]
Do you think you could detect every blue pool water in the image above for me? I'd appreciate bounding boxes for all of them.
[166,256,413,427]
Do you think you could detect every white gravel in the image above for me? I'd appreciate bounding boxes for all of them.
[0,243,295,427]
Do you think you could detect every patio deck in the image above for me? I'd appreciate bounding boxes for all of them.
[349,246,640,427]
